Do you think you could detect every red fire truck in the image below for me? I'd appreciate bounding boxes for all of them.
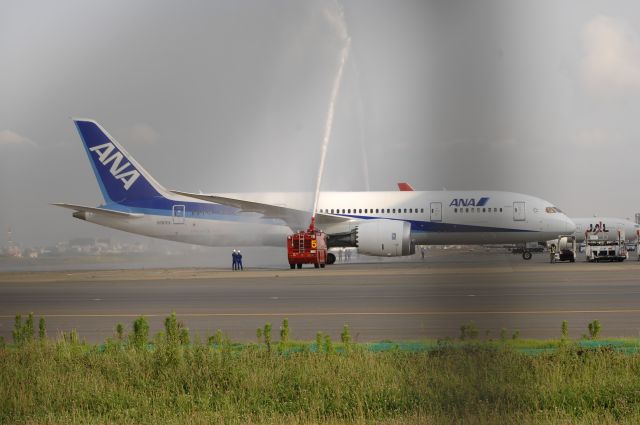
[287,217,328,269]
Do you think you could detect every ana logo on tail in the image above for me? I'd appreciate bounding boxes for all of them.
[89,142,141,190]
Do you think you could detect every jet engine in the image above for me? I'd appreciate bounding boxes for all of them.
[355,219,414,256]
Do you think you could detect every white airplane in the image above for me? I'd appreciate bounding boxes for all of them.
[54,119,575,263]
[572,217,639,242]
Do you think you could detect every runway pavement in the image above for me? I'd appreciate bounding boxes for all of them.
[2,252,640,342]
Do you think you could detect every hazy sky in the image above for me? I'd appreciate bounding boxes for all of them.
[2,0,640,246]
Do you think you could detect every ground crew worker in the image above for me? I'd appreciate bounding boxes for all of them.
[237,250,243,270]
[549,244,556,263]
[232,249,238,271]
[421,246,425,260]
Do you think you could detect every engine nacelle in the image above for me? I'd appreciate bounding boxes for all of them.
[356,219,414,256]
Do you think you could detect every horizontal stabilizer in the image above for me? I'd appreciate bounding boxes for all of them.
[52,203,144,218]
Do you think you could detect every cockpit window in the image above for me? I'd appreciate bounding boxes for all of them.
[545,206,563,213]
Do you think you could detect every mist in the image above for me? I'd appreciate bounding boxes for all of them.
[2,0,640,250]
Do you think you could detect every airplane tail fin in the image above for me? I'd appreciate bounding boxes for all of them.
[73,118,168,205]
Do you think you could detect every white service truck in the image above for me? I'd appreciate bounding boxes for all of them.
[584,230,628,262]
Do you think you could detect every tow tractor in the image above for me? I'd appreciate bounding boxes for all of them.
[584,229,628,262]
[287,217,328,269]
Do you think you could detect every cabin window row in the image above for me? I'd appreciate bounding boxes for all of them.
[454,207,503,213]
[318,208,425,215]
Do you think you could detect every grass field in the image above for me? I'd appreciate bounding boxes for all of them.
[3,315,640,424]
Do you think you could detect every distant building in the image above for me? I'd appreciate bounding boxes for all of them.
[24,249,39,259]
[3,228,22,258]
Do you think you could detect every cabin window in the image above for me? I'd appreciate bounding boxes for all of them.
[500,208,503,212]
[482,208,486,212]
[454,208,458,213]
[359,209,362,213]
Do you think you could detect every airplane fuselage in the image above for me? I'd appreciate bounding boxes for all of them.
[78,190,574,247]
[571,217,640,243]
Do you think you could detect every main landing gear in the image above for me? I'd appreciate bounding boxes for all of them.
[522,251,532,260]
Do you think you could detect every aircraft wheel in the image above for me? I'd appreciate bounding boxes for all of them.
[326,253,336,265]
[320,264,325,268]
[522,251,532,260]
[297,264,302,269]
[314,263,319,269]
[290,264,295,269]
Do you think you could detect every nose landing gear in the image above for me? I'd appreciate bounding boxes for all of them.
[522,251,532,260]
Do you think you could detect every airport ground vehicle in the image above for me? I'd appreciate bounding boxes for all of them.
[551,236,577,262]
[287,218,327,269]
[584,230,628,262]
[511,242,544,259]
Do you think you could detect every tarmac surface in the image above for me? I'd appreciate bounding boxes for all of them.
[1,251,640,343]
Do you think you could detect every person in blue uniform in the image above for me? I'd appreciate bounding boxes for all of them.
[232,250,238,271]
[237,250,243,270]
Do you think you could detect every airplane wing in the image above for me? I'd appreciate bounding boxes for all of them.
[171,191,351,231]
[52,203,144,218]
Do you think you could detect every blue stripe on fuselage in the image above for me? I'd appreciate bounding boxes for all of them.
[332,214,536,233]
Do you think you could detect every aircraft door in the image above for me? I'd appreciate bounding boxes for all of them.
[430,202,442,222]
[173,205,185,224]
[513,202,526,221]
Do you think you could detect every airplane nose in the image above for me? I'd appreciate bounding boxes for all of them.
[564,215,576,234]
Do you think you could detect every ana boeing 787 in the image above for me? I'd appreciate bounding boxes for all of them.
[55,119,575,262]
